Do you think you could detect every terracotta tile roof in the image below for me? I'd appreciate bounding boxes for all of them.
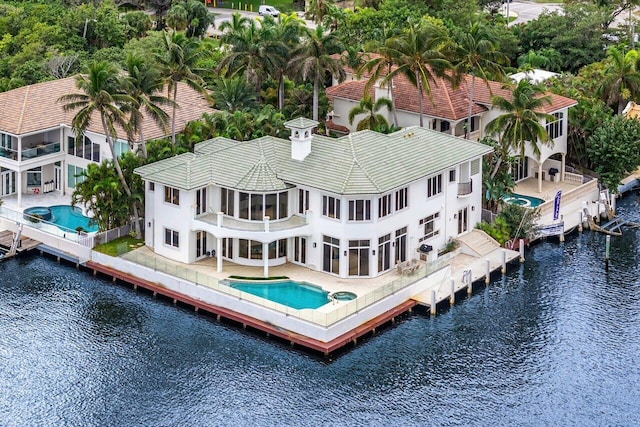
[0,76,212,139]
[471,78,577,113]
[326,119,350,134]
[329,57,576,118]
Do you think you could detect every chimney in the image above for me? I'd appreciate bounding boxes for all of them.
[284,117,319,161]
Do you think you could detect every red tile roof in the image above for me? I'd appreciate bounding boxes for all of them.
[328,58,576,119]
[0,76,212,139]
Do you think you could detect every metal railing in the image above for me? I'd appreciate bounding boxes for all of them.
[120,249,453,327]
[457,181,473,196]
[0,142,61,161]
[0,205,93,246]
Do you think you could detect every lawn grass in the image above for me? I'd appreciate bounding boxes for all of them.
[208,0,301,14]
[94,236,144,257]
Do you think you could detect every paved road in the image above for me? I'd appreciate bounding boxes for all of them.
[504,1,562,26]
[209,2,561,35]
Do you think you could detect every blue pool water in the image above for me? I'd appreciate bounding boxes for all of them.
[504,193,545,208]
[24,205,98,233]
[228,280,330,309]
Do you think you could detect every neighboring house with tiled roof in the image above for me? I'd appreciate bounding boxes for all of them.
[0,76,211,207]
[326,61,577,193]
[135,118,492,278]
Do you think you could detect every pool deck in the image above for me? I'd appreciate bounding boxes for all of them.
[1,191,70,212]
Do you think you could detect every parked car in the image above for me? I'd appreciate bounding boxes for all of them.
[258,5,280,17]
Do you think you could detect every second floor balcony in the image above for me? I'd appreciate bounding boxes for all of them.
[0,142,62,162]
[193,212,312,240]
[457,181,473,197]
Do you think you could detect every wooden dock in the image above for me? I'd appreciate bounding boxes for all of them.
[0,229,41,258]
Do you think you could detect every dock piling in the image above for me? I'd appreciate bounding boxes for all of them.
[449,278,455,305]
[501,250,507,274]
[465,269,472,295]
[485,259,490,284]
[519,239,525,263]
[605,235,611,270]
[430,290,436,315]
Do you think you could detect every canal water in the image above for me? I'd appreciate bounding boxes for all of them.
[1,195,639,426]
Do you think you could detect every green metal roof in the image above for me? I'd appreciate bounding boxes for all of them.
[134,126,493,194]
[283,117,319,129]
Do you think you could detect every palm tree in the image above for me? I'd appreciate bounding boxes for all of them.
[485,79,554,185]
[58,61,142,237]
[598,47,640,114]
[348,95,393,131]
[289,25,345,121]
[157,30,206,145]
[362,35,401,127]
[452,22,507,139]
[211,76,257,112]
[217,16,288,101]
[268,13,305,110]
[123,53,173,159]
[383,22,452,127]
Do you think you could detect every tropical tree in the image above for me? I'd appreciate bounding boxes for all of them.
[262,13,305,110]
[382,21,452,127]
[157,30,207,145]
[362,30,401,127]
[452,22,508,139]
[58,61,142,237]
[598,47,640,114]
[289,25,345,121]
[211,76,257,112]
[306,0,335,24]
[485,79,554,180]
[586,114,640,192]
[348,95,393,131]
[123,53,173,158]
[166,0,214,38]
[217,16,288,100]
[72,161,130,231]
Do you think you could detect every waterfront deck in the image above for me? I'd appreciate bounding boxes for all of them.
[0,229,41,258]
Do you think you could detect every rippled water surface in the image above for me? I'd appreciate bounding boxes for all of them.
[1,196,640,426]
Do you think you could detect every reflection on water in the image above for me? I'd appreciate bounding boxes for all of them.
[1,196,639,425]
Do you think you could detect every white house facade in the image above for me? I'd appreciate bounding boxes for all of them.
[0,77,210,207]
[327,64,578,194]
[135,118,493,279]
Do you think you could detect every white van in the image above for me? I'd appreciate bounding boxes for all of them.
[258,5,280,17]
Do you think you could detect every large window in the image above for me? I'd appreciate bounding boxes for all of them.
[395,187,408,211]
[68,136,100,162]
[164,186,180,205]
[221,188,235,216]
[239,191,288,220]
[419,213,440,242]
[322,235,340,274]
[348,199,371,221]
[26,167,42,186]
[196,187,207,215]
[546,112,564,139]
[164,228,179,247]
[322,195,341,219]
[67,165,86,188]
[427,174,442,198]
[348,239,370,276]
[238,239,287,260]
[298,189,309,214]
[378,193,392,219]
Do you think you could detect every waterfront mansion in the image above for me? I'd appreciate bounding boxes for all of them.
[135,118,492,279]
[0,77,210,207]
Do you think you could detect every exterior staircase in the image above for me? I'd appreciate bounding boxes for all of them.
[456,229,500,258]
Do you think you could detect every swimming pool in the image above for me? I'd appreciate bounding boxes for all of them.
[503,193,545,208]
[23,205,98,233]
[226,280,330,310]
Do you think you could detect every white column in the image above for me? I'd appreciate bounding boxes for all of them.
[263,242,269,277]
[17,170,22,208]
[561,153,566,182]
[538,162,543,193]
[216,237,222,273]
